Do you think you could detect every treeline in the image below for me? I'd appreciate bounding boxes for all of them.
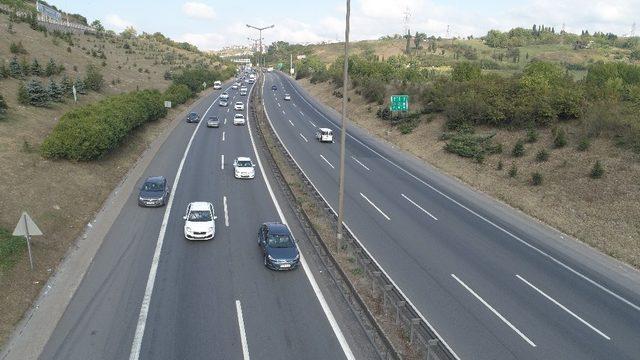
[40,64,235,160]
[483,26,638,49]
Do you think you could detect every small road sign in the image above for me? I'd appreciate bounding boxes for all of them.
[13,212,43,270]
[202,82,207,89]
[390,95,409,111]
[164,101,172,108]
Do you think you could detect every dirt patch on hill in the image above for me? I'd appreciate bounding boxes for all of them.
[297,78,640,269]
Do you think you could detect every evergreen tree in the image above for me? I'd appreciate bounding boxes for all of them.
[60,75,72,95]
[45,58,58,76]
[31,58,43,76]
[20,57,30,76]
[9,56,23,78]
[0,94,7,119]
[17,82,30,105]
[47,80,64,102]
[24,79,50,107]
[74,77,87,94]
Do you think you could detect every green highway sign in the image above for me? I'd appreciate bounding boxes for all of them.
[390,95,409,111]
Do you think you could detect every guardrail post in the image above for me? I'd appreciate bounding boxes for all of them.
[410,318,421,344]
[425,339,439,360]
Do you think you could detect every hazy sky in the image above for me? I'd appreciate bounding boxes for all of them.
[49,0,638,51]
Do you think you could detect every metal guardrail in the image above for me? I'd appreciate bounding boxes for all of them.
[251,75,457,360]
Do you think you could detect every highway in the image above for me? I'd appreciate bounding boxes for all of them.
[38,79,367,360]
[263,71,640,360]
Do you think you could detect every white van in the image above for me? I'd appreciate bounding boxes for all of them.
[213,80,222,90]
[315,128,334,143]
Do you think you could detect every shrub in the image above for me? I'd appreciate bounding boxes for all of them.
[497,160,503,170]
[10,41,27,54]
[590,160,604,178]
[163,70,172,80]
[17,83,29,105]
[41,89,167,160]
[0,94,7,119]
[74,78,87,94]
[577,138,590,151]
[508,163,518,177]
[9,57,23,78]
[48,80,64,102]
[535,149,549,162]
[84,64,104,91]
[60,75,72,95]
[444,132,501,158]
[553,127,567,148]
[45,58,58,76]
[19,79,49,107]
[531,172,543,185]
[163,83,192,105]
[511,139,525,157]
[526,128,538,143]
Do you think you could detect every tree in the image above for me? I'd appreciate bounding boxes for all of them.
[31,58,43,76]
[404,30,412,54]
[20,79,50,107]
[84,64,104,91]
[121,26,137,39]
[91,19,105,33]
[74,78,87,94]
[60,75,72,95]
[48,80,64,102]
[414,32,427,51]
[45,58,58,76]
[9,56,22,78]
[451,62,481,81]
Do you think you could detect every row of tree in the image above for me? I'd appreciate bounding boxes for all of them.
[1,57,65,79]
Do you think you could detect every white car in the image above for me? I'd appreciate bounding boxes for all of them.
[233,113,246,125]
[233,157,255,179]
[234,102,245,111]
[232,83,239,89]
[315,128,334,142]
[183,202,217,240]
[284,94,291,101]
[219,99,228,107]
[220,92,229,100]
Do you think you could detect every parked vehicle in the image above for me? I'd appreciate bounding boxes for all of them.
[257,222,300,270]
[183,202,217,240]
[138,176,169,207]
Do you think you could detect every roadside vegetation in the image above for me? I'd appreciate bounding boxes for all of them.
[291,26,640,269]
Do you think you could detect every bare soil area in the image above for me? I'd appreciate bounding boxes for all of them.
[298,78,640,269]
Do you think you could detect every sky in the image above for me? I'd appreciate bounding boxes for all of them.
[48,0,639,51]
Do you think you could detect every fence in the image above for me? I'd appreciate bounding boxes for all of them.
[0,4,95,34]
[251,75,456,360]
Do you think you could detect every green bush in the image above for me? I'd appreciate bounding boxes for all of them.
[509,163,518,177]
[526,128,538,143]
[84,64,104,91]
[554,127,567,148]
[30,58,42,76]
[512,139,525,157]
[531,172,543,185]
[577,138,590,151]
[535,149,549,162]
[444,132,500,158]
[10,41,27,54]
[41,89,167,160]
[590,160,604,178]
[18,79,49,107]
[9,56,23,78]
[164,83,192,105]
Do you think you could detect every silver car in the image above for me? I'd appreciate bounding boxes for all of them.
[207,116,220,128]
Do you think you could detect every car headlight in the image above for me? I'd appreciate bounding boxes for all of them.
[294,253,300,260]
[208,227,213,233]
[186,227,192,233]
[268,254,276,261]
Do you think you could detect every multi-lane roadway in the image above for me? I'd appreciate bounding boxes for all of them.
[262,71,640,360]
[36,79,368,360]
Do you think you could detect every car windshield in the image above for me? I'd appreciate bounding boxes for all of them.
[268,234,294,248]
[188,210,212,222]
[208,117,218,122]
[143,181,163,191]
[235,114,243,118]
[237,160,252,167]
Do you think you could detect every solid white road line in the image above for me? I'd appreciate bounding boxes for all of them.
[129,86,230,360]
[320,154,335,169]
[227,108,230,113]
[401,193,438,221]
[359,193,391,221]
[223,196,229,227]
[283,73,640,314]
[293,103,297,107]
[222,131,226,141]
[516,274,611,340]
[299,133,308,142]
[350,156,370,171]
[288,119,295,127]
[248,79,355,359]
[451,274,537,347]
[221,155,225,170]
[235,300,250,360]
[308,119,316,128]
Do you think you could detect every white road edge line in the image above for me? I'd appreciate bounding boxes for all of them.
[515,274,611,340]
[223,196,229,227]
[451,274,536,347]
[320,154,335,169]
[265,74,459,359]
[288,119,295,127]
[129,85,231,360]
[360,193,391,221]
[222,131,226,142]
[282,73,640,313]
[249,78,355,360]
[235,300,250,360]
[299,133,308,142]
[350,156,370,171]
[221,154,224,170]
[401,193,438,221]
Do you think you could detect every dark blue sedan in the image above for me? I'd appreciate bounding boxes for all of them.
[258,222,299,270]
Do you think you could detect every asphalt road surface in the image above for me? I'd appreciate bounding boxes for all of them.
[263,71,640,360]
[39,79,363,360]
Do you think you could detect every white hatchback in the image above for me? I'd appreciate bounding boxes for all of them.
[183,202,217,240]
[234,101,244,111]
[233,157,256,179]
[233,113,246,125]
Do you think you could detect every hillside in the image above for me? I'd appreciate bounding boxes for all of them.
[291,31,640,269]
[0,3,227,346]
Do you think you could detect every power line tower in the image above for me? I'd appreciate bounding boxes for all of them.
[446,24,450,38]
[403,7,411,35]
[625,22,636,37]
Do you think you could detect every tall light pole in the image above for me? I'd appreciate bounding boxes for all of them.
[246,24,274,70]
[336,0,350,250]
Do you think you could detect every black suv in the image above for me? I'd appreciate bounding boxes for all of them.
[186,112,199,123]
[138,176,169,207]
[257,223,299,270]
